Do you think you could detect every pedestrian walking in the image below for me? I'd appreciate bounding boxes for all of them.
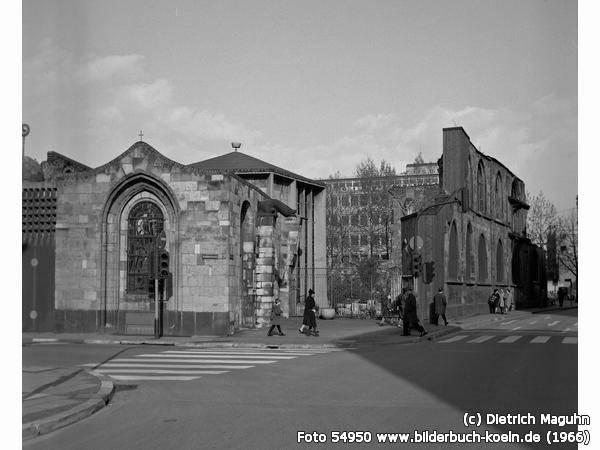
[267,298,285,336]
[505,288,513,312]
[298,288,319,336]
[488,289,500,314]
[499,289,506,314]
[395,290,405,327]
[433,287,448,326]
[379,294,393,326]
[558,287,565,308]
[402,287,428,337]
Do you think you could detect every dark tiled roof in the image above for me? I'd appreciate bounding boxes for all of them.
[190,151,324,187]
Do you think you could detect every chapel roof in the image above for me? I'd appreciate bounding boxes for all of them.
[190,151,324,187]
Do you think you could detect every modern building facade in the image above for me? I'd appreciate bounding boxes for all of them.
[321,162,439,268]
[22,142,327,335]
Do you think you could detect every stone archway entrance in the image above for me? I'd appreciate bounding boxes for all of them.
[100,173,178,336]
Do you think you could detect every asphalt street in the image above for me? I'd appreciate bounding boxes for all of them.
[23,310,578,450]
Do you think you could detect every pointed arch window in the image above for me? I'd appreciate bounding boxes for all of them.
[478,234,488,282]
[466,223,473,281]
[477,161,486,213]
[449,221,458,279]
[496,239,504,283]
[126,201,164,294]
[495,172,503,220]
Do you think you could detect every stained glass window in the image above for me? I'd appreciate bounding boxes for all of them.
[126,201,164,294]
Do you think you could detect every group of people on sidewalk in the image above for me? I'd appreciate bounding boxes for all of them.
[487,288,513,314]
[379,286,450,337]
[268,285,454,339]
[267,288,320,337]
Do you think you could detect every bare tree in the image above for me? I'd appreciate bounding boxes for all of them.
[325,197,351,268]
[556,198,578,294]
[354,157,397,259]
[526,190,558,250]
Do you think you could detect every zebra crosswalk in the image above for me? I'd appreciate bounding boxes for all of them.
[437,335,577,345]
[82,347,344,381]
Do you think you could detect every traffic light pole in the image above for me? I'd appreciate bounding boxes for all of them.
[154,277,160,339]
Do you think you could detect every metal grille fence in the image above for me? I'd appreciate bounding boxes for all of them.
[288,266,402,318]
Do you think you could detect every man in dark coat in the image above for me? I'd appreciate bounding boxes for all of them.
[433,287,448,326]
[298,288,319,336]
[402,287,428,337]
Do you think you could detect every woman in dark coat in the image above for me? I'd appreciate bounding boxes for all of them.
[298,289,319,336]
[402,287,427,337]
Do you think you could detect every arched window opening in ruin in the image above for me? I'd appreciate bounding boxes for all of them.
[478,233,488,282]
[449,221,459,279]
[496,239,504,283]
[466,223,473,281]
[495,172,503,220]
[477,161,486,213]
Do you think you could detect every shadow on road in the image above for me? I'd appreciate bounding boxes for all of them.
[342,325,578,449]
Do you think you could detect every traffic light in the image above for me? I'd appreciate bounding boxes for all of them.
[412,254,422,277]
[158,250,170,279]
[423,261,436,284]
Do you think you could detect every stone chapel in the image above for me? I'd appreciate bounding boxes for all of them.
[22,141,327,336]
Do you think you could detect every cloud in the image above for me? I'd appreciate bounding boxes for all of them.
[23,41,576,210]
[162,107,261,142]
[76,54,145,84]
[124,79,174,108]
[250,100,576,210]
[23,41,262,164]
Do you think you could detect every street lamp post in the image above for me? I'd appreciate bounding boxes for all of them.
[22,123,30,158]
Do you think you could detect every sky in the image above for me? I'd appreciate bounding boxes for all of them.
[22,0,577,211]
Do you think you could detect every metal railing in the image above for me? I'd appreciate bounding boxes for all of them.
[288,266,402,318]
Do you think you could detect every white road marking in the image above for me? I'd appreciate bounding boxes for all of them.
[137,353,296,360]
[511,327,522,331]
[82,348,342,382]
[109,375,200,381]
[124,358,276,364]
[530,336,551,344]
[95,369,228,375]
[467,335,495,344]
[548,321,560,327]
[438,335,469,343]
[499,335,522,343]
[500,320,517,325]
[83,363,254,369]
[163,351,301,358]
[529,320,538,325]
[562,337,577,344]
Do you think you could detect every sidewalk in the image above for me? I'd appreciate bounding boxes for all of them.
[23,306,577,440]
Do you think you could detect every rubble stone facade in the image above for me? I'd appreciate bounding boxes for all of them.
[22,142,326,335]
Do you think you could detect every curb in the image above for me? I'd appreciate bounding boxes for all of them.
[22,372,115,441]
[531,306,578,314]
[25,337,349,350]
